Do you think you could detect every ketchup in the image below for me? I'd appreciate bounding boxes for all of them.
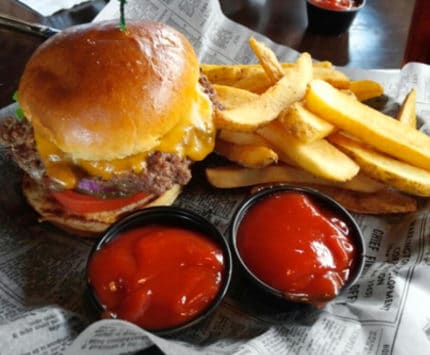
[309,0,355,11]
[88,225,225,330]
[237,192,357,304]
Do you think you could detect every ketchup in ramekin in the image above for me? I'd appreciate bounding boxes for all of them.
[86,207,232,334]
[232,186,364,306]
[306,0,365,35]
[308,0,356,11]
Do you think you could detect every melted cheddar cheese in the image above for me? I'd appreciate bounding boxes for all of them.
[157,84,215,161]
[34,130,79,189]
[34,85,215,189]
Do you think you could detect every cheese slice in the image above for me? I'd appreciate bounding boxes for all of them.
[34,85,215,189]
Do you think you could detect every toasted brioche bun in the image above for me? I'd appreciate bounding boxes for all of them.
[22,174,182,237]
[18,21,200,161]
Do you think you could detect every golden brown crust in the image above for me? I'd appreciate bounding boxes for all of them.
[22,174,182,237]
[314,186,417,214]
[19,21,200,161]
[251,183,417,214]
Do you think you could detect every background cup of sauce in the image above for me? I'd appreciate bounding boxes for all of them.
[231,185,365,308]
[306,0,366,35]
[86,206,232,336]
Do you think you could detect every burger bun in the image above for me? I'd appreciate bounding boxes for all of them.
[22,174,182,237]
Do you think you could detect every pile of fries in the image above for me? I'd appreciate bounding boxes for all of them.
[203,37,426,214]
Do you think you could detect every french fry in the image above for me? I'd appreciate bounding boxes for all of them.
[349,80,384,101]
[397,89,416,128]
[275,149,298,167]
[249,37,285,84]
[204,41,422,214]
[305,80,430,170]
[221,71,272,93]
[257,121,359,182]
[146,184,182,208]
[312,66,350,89]
[308,186,417,214]
[313,60,333,68]
[218,129,269,146]
[200,64,252,84]
[215,53,313,131]
[201,61,332,74]
[213,84,258,109]
[215,140,278,168]
[201,65,276,93]
[340,89,357,98]
[329,133,430,196]
[278,102,335,143]
[338,172,385,193]
[201,63,350,92]
[205,164,383,192]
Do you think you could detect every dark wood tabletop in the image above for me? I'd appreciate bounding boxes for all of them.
[0,0,424,108]
[221,0,416,69]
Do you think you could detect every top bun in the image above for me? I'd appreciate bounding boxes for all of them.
[18,21,200,161]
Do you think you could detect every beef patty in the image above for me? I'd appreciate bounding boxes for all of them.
[0,116,191,197]
[0,76,221,197]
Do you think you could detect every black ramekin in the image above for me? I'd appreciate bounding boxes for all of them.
[86,206,233,337]
[306,0,366,35]
[230,184,365,307]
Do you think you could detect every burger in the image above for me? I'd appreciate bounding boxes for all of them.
[0,20,216,236]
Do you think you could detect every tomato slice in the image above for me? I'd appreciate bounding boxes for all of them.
[52,190,150,214]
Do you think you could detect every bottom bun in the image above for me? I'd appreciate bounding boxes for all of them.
[22,174,182,237]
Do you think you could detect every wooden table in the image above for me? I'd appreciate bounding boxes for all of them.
[0,0,420,108]
[221,0,415,69]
